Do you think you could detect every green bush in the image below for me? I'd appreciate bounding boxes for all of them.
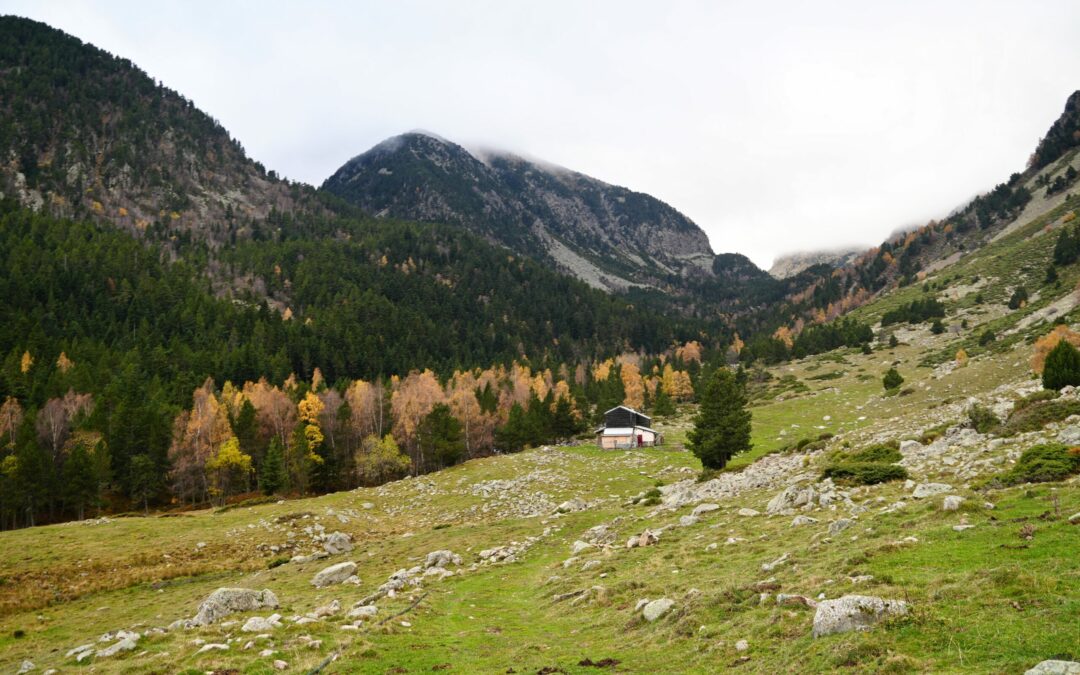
[882,368,904,392]
[821,462,909,485]
[967,403,1000,434]
[999,444,1080,485]
[267,556,289,569]
[1042,339,1080,390]
[1001,399,1080,436]
[1013,389,1059,412]
[848,442,902,463]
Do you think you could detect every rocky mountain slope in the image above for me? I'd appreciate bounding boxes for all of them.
[0,16,322,248]
[322,132,717,290]
[769,247,862,279]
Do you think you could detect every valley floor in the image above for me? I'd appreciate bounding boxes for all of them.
[1,319,1079,674]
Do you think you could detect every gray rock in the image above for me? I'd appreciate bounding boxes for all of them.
[308,599,341,618]
[812,595,909,637]
[424,550,462,569]
[1068,512,1080,525]
[1056,425,1080,445]
[912,483,952,499]
[241,613,282,632]
[322,531,353,555]
[642,598,674,622]
[17,661,34,674]
[734,639,749,652]
[767,484,815,514]
[626,529,659,549]
[829,518,853,536]
[570,540,593,555]
[193,588,279,626]
[791,515,819,527]
[556,497,587,513]
[1025,660,1080,675]
[273,660,290,671]
[692,503,721,516]
[196,643,229,654]
[96,636,138,658]
[899,439,923,454]
[348,605,378,620]
[761,552,790,572]
[737,507,760,517]
[582,560,601,571]
[678,515,699,527]
[776,593,817,607]
[942,495,964,511]
[311,562,358,588]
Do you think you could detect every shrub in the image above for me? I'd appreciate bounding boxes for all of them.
[966,403,1000,434]
[849,442,902,463]
[1000,399,1080,436]
[821,462,909,485]
[998,444,1080,485]
[1042,339,1080,390]
[979,330,996,346]
[267,556,289,569]
[1008,286,1029,310]
[888,334,899,348]
[930,319,946,335]
[1012,389,1059,413]
[882,368,904,392]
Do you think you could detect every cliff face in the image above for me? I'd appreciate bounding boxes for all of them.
[322,132,716,290]
[769,248,862,279]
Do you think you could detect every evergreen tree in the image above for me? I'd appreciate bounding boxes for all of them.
[1042,339,1080,390]
[882,368,904,392]
[62,442,98,520]
[13,415,50,527]
[551,396,582,441]
[419,403,465,469]
[687,368,751,470]
[652,387,676,417]
[496,403,529,452]
[1046,264,1059,285]
[232,398,259,461]
[128,453,160,514]
[260,436,287,495]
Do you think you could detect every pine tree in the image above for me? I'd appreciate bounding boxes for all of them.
[418,403,465,469]
[260,436,287,495]
[551,395,582,440]
[63,442,98,520]
[495,403,529,452]
[883,368,904,392]
[128,454,160,514]
[1042,339,1080,390]
[687,368,751,470]
[652,387,676,417]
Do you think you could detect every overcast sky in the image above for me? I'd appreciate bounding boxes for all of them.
[5,1,1080,268]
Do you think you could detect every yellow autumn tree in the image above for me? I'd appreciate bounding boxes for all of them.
[621,362,645,409]
[675,340,703,364]
[773,326,794,349]
[298,391,325,449]
[20,350,33,374]
[955,348,969,368]
[56,352,74,373]
[206,436,253,505]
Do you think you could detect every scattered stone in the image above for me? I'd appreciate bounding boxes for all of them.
[634,598,651,612]
[776,594,817,608]
[953,524,975,532]
[849,575,874,584]
[570,540,594,555]
[678,515,699,527]
[1025,660,1080,675]
[791,515,818,527]
[192,588,280,626]
[761,552,790,572]
[556,497,587,513]
[626,529,659,549]
[322,531,353,555]
[1068,512,1080,525]
[942,495,964,511]
[737,507,760,517]
[17,661,34,674]
[735,639,749,652]
[424,550,462,569]
[582,560,601,571]
[912,483,952,499]
[348,605,378,620]
[312,561,357,587]
[812,595,909,637]
[692,503,721,516]
[828,519,853,536]
[196,643,229,654]
[1057,425,1080,445]
[899,439,923,454]
[308,599,341,619]
[642,598,674,622]
[705,542,718,551]
[273,660,289,671]
[241,614,283,632]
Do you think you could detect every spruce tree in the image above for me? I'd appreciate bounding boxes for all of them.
[652,387,676,417]
[1042,339,1080,390]
[419,403,465,469]
[687,368,751,470]
[260,436,287,495]
[883,368,904,392]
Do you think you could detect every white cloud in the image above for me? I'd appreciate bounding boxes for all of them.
[4,0,1079,267]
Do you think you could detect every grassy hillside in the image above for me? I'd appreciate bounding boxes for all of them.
[2,265,1079,672]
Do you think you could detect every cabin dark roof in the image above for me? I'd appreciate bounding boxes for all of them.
[601,405,651,430]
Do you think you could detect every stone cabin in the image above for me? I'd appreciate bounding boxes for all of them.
[595,405,661,449]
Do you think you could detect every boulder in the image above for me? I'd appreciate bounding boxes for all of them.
[641,598,674,622]
[96,636,138,658]
[898,439,923,454]
[1056,426,1080,446]
[322,531,353,555]
[767,484,815,514]
[777,593,817,608]
[1025,661,1080,675]
[193,588,279,626]
[311,562,357,588]
[942,495,964,511]
[812,595,909,637]
[556,497,587,513]
[678,515,699,527]
[626,529,659,549]
[692,503,721,516]
[348,604,378,620]
[735,639,749,652]
[241,614,282,632]
[424,550,462,569]
[570,540,593,555]
[912,483,952,499]
[828,518,853,536]
[196,643,229,654]
[308,599,341,619]
[737,507,760,517]
[791,515,818,527]
[761,552,790,572]
[17,661,34,674]
[1070,512,1080,525]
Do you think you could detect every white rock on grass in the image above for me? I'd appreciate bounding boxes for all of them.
[348,605,378,620]
[424,550,462,569]
[570,540,593,555]
[735,639,749,652]
[812,595,909,637]
[241,614,283,632]
[17,661,34,674]
[692,503,721,516]
[912,483,952,499]
[196,643,229,654]
[1025,660,1080,675]
[311,561,357,587]
[1068,512,1080,525]
[192,588,279,626]
[322,531,353,555]
[828,519,853,536]
[942,495,964,511]
[642,598,675,622]
[556,497,587,513]
[791,515,818,527]
[737,507,760,517]
[761,553,790,572]
[678,515,699,527]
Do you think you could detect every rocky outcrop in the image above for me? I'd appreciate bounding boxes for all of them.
[812,595,909,637]
[311,562,358,588]
[190,588,279,627]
